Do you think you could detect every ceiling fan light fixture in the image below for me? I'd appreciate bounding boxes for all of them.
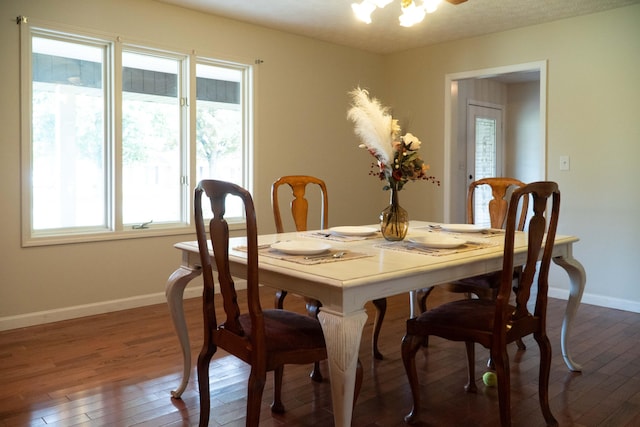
[399,1,426,27]
[424,0,442,13]
[353,0,461,27]
[352,1,377,24]
[372,0,394,7]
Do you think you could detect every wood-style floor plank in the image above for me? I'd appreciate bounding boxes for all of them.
[1,285,640,426]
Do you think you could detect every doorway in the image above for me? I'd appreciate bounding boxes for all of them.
[444,61,547,223]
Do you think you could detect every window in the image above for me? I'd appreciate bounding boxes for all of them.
[121,49,185,225]
[20,19,253,246]
[30,35,109,232]
[195,61,246,219]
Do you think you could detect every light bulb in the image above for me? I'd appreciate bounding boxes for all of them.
[424,0,442,13]
[352,1,377,24]
[399,1,426,27]
[353,0,441,27]
[372,0,394,7]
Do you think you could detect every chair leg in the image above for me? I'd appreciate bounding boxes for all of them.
[464,341,478,393]
[487,356,495,371]
[271,365,285,413]
[535,332,559,426]
[372,298,387,360]
[354,358,364,409]
[274,290,287,309]
[416,286,435,313]
[309,362,323,382]
[512,280,526,351]
[246,366,267,427]
[492,346,512,427]
[197,342,217,427]
[304,297,324,382]
[415,287,434,347]
[486,341,524,374]
[401,334,424,424]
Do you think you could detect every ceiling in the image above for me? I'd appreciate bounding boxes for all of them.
[155,0,640,54]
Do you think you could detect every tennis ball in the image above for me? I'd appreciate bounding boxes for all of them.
[482,371,497,387]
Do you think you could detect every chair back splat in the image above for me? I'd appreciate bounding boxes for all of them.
[467,177,529,231]
[402,181,560,427]
[271,175,329,233]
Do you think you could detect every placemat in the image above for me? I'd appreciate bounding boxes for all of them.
[374,239,498,257]
[233,246,372,265]
[411,225,505,240]
[301,231,382,242]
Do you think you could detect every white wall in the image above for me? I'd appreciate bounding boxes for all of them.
[385,5,640,312]
[1,1,639,329]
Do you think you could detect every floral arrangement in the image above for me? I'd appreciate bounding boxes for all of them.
[347,87,439,191]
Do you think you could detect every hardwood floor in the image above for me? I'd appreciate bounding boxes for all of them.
[1,286,640,426]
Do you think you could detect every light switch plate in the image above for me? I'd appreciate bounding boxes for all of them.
[559,155,570,171]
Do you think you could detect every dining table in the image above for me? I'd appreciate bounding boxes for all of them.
[165,221,586,427]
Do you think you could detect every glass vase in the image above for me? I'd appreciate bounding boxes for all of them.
[380,183,409,241]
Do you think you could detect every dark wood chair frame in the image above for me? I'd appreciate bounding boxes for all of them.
[401,181,560,427]
[417,177,529,309]
[417,177,530,363]
[194,179,362,427]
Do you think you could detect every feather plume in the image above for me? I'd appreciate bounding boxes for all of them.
[347,88,394,166]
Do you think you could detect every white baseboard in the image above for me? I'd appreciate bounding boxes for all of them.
[1,282,635,331]
[548,287,640,313]
[0,281,247,332]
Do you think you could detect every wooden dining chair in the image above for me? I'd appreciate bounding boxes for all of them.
[456,177,528,297]
[194,179,362,427]
[272,175,388,368]
[401,181,560,427]
[271,175,329,317]
[417,177,529,308]
[416,177,529,361]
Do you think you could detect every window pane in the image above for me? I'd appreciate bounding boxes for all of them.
[31,36,107,231]
[196,63,244,218]
[122,51,182,225]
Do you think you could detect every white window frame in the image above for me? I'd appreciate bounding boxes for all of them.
[118,44,190,229]
[19,18,254,247]
[193,57,254,221]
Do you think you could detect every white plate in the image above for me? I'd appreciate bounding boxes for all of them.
[408,235,466,249]
[330,226,378,237]
[271,240,331,255]
[440,224,488,233]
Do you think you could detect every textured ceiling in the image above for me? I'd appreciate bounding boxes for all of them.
[155,0,640,54]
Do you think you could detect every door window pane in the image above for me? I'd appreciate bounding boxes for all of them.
[31,36,107,231]
[122,51,182,224]
[474,117,497,227]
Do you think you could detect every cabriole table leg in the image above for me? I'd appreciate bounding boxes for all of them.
[165,265,202,398]
[553,254,586,372]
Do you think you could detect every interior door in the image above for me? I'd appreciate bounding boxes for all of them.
[466,102,504,227]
